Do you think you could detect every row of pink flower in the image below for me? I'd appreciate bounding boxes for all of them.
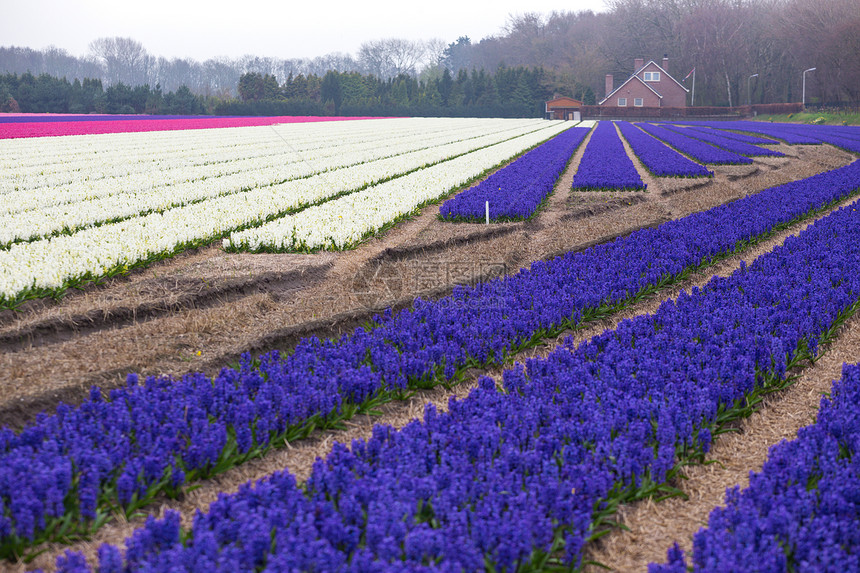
[0,115,381,139]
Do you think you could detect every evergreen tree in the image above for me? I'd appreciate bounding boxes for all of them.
[321,70,343,113]
[145,83,164,113]
[263,74,280,100]
[442,36,472,72]
[15,72,36,112]
[165,85,204,114]
[494,65,518,105]
[476,72,500,107]
[439,68,453,107]
[238,72,265,102]
[420,79,442,106]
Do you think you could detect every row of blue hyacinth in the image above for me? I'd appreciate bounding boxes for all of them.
[48,178,860,572]
[652,362,860,572]
[662,124,786,158]
[439,118,805,220]
[616,121,713,178]
[637,123,755,165]
[682,125,779,145]
[438,125,590,221]
[2,159,860,559]
[686,121,860,153]
[702,120,824,145]
[572,120,646,190]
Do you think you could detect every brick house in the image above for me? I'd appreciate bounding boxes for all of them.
[545,96,583,120]
[599,56,688,109]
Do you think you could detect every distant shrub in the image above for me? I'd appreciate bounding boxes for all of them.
[0,96,20,113]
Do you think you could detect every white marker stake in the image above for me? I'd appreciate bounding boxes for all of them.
[485,200,490,225]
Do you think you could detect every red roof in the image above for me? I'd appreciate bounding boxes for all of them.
[546,97,583,108]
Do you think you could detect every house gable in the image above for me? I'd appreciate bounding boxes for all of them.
[635,61,689,107]
[599,58,689,108]
[635,61,690,93]
[598,75,662,106]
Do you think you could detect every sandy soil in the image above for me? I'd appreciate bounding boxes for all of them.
[2,134,858,571]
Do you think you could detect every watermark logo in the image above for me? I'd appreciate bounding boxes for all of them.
[350,260,508,310]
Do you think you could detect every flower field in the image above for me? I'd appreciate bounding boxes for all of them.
[0,114,379,139]
[659,124,786,158]
[223,121,571,251]
[637,122,754,165]
[437,123,591,221]
[1,116,860,572]
[616,121,713,178]
[573,120,646,191]
[653,362,860,572]
[0,117,569,308]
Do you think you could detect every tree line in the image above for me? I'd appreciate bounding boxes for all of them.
[0,65,596,118]
[463,0,859,107]
[1,0,858,112]
[0,73,205,114]
[225,66,595,117]
[0,37,445,100]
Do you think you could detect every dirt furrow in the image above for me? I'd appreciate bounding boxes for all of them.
[583,303,860,572]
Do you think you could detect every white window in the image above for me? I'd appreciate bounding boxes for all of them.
[643,71,661,82]
[634,98,644,107]
[618,97,627,106]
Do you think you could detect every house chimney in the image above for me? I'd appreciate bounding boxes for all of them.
[662,54,669,71]
[634,58,644,71]
[605,74,614,97]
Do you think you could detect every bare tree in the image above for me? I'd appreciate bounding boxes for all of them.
[308,52,361,76]
[203,57,241,97]
[676,0,752,106]
[88,37,150,86]
[778,0,860,104]
[425,39,447,67]
[388,39,429,76]
[358,38,431,79]
[358,40,390,78]
[5,2,859,106]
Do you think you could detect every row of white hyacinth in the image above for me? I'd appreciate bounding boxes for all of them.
[226,121,573,252]
[0,118,409,181]
[0,119,567,303]
[0,118,528,195]
[4,120,496,194]
[1,120,517,212]
[1,117,464,172]
[0,120,550,245]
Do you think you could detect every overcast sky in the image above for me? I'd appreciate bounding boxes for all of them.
[2,0,609,61]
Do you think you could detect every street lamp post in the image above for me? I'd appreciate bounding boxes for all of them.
[802,67,816,108]
[748,73,759,106]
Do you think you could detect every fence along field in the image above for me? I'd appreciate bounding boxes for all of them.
[1,116,860,571]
